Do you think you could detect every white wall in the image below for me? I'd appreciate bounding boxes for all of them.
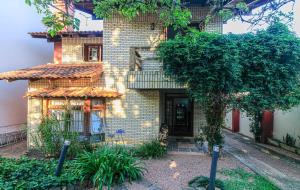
[239,112,253,138]
[273,106,300,147]
[0,1,52,126]
[225,110,253,138]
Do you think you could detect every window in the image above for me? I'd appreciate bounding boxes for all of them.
[48,100,84,133]
[84,44,102,62]
[46,99,105,135]
[90,99,105,134]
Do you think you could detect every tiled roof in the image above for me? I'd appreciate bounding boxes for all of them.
[29,31,102,39]
[26,87,122,98]
[0,64,103,81]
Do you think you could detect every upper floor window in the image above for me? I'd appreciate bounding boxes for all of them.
[84,44,102,62]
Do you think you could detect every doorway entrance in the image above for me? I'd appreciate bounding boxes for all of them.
[165,94,193,137]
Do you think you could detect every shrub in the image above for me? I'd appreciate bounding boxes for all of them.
[73,146,145,190]
[32,115,92,158]
[133,140,167,159]
[283,134,296,147]
[0,157,79,190]
[189,176,225,190]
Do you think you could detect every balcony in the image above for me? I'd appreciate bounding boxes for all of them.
[126,47,185,89]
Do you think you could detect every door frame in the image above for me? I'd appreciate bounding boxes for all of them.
[164,93,194,137]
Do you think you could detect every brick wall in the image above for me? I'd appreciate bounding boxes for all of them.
[103,14,164,143]
[62,37,102,64]
[103,7,222,142]
[27,98,43,147]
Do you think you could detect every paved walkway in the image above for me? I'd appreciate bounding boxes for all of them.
[0,140,27,158]
[224,130,300,190]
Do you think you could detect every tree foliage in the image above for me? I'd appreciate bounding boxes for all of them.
[158,31,243,149]
[93,0,191,29]
[25,0,296,35]
[238,23,300,140]
[157,23,300,146]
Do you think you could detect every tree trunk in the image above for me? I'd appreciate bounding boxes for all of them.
[203,98,225,152]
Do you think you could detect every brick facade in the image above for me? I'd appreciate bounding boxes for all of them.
[27,7,223,145]
[62,37,102,64]
[102,8,222,142]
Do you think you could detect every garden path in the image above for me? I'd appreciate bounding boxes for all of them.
[224,130,300,190]
[0,140,26,158]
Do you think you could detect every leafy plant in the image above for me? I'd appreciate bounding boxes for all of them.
[159,123,169,146]
[194,131,206,146]
[0,157,80,190]
[158,31,241,150]
[73,146,145,190]
[27,0,296,35]
[239,23,300,142]
[283,134,297,147]
[133,140,167,159]
[188,175,225,190]
[158,23,300,148]
[32,109,91,158]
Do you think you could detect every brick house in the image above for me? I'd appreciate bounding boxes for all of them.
[0,0,264,146]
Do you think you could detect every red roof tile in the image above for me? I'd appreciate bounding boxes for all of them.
[26,87,122,98]
[0,64,102,81]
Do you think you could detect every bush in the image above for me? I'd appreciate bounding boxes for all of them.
[32,115,92,158]
[283,134,296,147]
[189,176,225,190]
[73,146,145,190]
[133,140,167,159]
[0,157,79,190]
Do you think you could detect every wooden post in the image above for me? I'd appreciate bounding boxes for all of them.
[261,111,274,143]
[83,99,91,137]
[42,99,49,117]
[232,109,240,133]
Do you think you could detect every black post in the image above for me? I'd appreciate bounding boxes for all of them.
[208,145,220,190]
[55,140,70,176]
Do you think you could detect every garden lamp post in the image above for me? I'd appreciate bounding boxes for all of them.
[55,140,71,176]
[208,145,220,190]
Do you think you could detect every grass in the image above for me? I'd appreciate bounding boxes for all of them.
[219,168,280,190]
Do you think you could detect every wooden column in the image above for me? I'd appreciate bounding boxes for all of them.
[232,109,240,133]
[83,99,91,136]
[261,111,274,143]
[42,99,49,117]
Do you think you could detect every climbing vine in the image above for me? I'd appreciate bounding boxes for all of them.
[26,0,295,35]
[157,31,242,150]
[157,23,300,147]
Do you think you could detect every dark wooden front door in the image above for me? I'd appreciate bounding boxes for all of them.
[165,94,193,137]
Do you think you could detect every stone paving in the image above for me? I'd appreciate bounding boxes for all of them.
[167,137,207,154]
[224,130,300,190]
[0,140,27,158]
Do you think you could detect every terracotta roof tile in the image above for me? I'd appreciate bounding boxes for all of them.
[29,31,103,39]
[26,87,122,98]
[0,64,103,81]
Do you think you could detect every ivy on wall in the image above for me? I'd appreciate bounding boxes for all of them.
[157,23,300,147]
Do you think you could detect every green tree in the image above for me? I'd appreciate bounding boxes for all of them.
[238,23,300,142]
[157,23,300,148]
[157,31,242,149]
[26,0,295,35]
